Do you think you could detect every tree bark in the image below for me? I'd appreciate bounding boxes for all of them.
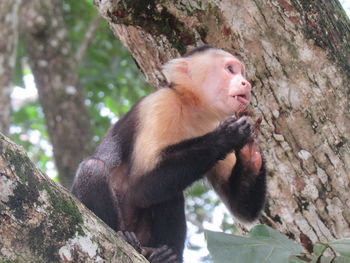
[19,0,94,188]
[0,133,148,263]
[0,0,22,135]
[94,0,350,245]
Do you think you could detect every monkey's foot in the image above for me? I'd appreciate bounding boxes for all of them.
[146,245,179,263]
[117,231,142,253]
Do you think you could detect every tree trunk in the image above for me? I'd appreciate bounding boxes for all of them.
[19,0,94,188]
[0,133,147,263]
[0,0,22,135]
[94,0,350,245]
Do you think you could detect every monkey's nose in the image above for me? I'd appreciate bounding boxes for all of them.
[242,80,252,91]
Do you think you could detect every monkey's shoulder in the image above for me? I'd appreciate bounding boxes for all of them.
[135,88,184,137]
[129,88,187,174]
[138,88,183,117]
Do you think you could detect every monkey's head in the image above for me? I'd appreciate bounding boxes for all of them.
[162,46,251,119]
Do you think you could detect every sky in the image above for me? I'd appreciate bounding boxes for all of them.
[340,0,350,15]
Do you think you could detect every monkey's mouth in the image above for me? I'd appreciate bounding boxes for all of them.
[233,95,249,105]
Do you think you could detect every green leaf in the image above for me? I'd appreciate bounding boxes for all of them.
[104,96,118,115]
[249,224,303,253]
[51,175,60,183]
[309,255,350,263]
[206,225,303,263]
[329,238,350,258]
[186,183,209,197]
[333,256,350,263]
[311,255,350,263]
[318,256,333,263]
[288,255,309,263]
[313,243,327,257]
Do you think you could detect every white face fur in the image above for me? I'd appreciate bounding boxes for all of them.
[162,48,252,119]
[192,50,251,117]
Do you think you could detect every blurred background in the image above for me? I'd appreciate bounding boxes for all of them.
[1,0,349,262]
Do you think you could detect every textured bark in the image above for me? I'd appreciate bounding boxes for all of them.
[0,133,148,263]
[94,0,350,245]
[19,0,94,188]
[0,0,22,135]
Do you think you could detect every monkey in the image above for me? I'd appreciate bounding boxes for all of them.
[71,45,267,263]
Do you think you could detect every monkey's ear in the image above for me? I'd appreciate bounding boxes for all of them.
[162,58,189,86]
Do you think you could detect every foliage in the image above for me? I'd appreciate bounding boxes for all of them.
[10,102,51,174]
[10,0,150,175]
[206,225,350,263]
[63,0,151,139]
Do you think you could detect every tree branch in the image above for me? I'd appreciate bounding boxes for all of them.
[75,15,101,67]
[0,133,148,263]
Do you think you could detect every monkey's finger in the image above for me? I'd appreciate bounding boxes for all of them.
[238,121,252,138]
[125,231,133,241]
[117,231,142,252]
[253,116,263,136]
[237,104,248,118]
[164,255,178,263]
[149,246,176,262]
[149,246,169,260]
[116,231,127,239]
[128,232,140,246]
[236,115,248,124]
[131,233,141,249]
[154,249,175,262]
[141,247,155,258]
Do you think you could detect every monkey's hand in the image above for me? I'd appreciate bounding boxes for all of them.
[238,116,263,175]
[142,246,178,263]
[117,231,142,253]
[118,232,179,262]
[238,138,262,175]
[218,116,252,151]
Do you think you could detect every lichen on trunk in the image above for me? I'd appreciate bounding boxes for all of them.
[0,133,148,263]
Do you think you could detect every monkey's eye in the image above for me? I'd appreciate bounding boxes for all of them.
[227,65,235,74]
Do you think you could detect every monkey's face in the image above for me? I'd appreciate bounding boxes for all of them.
[199,51,252,118]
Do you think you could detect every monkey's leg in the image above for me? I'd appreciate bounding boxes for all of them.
[149,194,186,262]
[71,158,118,230]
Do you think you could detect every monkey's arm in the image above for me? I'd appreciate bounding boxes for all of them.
[227,155,266,221]
[208,146,266,222]
[129,117,251,208]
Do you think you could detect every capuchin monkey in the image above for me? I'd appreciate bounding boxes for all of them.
[71,45,266,263]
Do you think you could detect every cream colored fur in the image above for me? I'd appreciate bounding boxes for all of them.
[131,49,237,184]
